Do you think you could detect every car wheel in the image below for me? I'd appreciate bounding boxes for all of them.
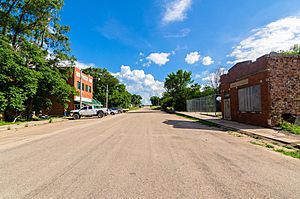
[111,112,115,115]
[97,112,104,118]
[73,114,80,120]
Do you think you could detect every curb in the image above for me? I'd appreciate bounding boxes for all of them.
[175,112,300,148]
[0,118,68,132]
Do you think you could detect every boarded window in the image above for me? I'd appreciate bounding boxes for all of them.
[238,85,261,112]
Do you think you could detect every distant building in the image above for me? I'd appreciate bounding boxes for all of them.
[220,53,300,127]
[47,66,102,116]
[71,66,94,110]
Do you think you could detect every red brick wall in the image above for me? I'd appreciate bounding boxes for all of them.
[73,67,93,100]
[221,54,300,127]
[46,67,93,116]
[221,70,270,127]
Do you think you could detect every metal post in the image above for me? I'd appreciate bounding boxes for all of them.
[80,69,83,109]
[106,84,108,109]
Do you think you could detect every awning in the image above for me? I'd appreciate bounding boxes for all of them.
[75,99,103,107]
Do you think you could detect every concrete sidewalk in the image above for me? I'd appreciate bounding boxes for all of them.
[177,112,300,147]
[0,118,68,132]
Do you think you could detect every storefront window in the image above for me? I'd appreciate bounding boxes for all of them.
[238,85,261,112]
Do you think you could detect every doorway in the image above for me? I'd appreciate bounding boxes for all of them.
[224,99,231,120]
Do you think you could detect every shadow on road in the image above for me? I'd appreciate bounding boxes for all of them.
[163,120,223,131]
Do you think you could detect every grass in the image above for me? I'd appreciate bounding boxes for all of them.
[129,107,140,111]
[0,116,60,128]
[250,141,264,146]
[250,139,300,159]
[265,143,274,149]
[150,106,161,110]
[176,113,221,128]
[280,121,300,135]
[0,121,23,126]
[275,149,300,159]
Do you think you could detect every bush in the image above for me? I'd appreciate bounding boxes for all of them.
[281,121,300,135]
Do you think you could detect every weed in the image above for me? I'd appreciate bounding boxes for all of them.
[250,141,263,146]
[275,149,300,159]
[284,145,293,150]
[25,123,29,127]
[280,121,300,135]
[7,126,11,130]
[265,144,274,149]
[49,118,53,123]
[271,142,279,146]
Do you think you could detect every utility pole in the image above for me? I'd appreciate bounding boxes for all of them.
[106,84,108,109]
[80,69,83,109]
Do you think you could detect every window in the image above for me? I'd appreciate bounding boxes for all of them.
[82,83,85,91]
[81,107,87,110]
[77,81,81,89]
[86,85,89,92]
[238,85,261,112]
[89,86,92,93]
[88,106,93,110]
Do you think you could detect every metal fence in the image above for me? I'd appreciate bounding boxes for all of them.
[186,94,221,116]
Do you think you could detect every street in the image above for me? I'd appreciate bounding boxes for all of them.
[0,108,300,199]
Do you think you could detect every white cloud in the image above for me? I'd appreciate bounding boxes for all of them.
[113,65,165,104]
[75,61,95,69]
[202,56,214,66]
[195,70,209,81]
[145,52,171,66]
[163,0,192,24]
[164,28,191,38]
[228,16,300,64]
[185,51,200,64]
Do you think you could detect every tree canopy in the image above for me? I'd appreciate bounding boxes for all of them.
[0,0,75,121]
[155,69,215,111]
[150,96,160,106]
[83,67,140,108]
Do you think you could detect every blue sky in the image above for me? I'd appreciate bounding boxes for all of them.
[61,0,300,103]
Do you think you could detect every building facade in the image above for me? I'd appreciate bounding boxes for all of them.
[220,53,300,127]
[71,67,93,110]
[47,67,95,116]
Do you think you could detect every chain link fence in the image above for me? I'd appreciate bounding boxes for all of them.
[186,94,222,116]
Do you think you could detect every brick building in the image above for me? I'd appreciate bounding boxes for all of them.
[220,53,300,127]
[47,66,99,116]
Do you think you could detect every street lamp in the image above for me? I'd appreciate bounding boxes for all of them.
[80,69,83,109]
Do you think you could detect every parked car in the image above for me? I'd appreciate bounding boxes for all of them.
[109,108,119,115]
[70,105,106,120]
[111,107,124,114]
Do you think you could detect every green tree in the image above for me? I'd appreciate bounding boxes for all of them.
[83,67,133,108]
[150,96,160,106]
[131,94,142,107]
[0,36,39,121]
[164,69,193,111]
[83,67,119,106]
[0,0,76,121]
[280,44,300,55]
[161,69,216,111]
[110,84,132,108]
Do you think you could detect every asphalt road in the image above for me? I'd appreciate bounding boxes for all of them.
[0,108,300,199]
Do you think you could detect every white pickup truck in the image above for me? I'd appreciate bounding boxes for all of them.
[70,105,108,120]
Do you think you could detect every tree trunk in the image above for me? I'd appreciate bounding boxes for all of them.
[27,97,34,120]
[12,10,25,48]
[1,0,20,35]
